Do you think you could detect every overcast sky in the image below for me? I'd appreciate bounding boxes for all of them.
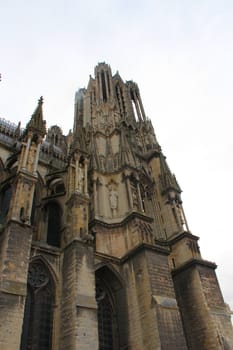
[1,0,233,311]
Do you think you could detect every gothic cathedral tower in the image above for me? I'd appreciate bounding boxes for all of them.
[0,63,232,349]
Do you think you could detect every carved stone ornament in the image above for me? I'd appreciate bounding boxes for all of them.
[28,263,49,288]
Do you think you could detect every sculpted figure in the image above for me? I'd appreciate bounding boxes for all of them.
[109,188,118,210]
[78,163,84,192]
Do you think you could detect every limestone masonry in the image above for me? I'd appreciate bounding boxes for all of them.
[0,63,232,349]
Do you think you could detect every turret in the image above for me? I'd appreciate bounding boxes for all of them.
[8,97,46,223]
[0,97,47,350]
[158,153,189,235]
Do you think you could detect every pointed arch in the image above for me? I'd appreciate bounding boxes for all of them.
[20,258,56,350]
[95,264,128,350]
[30,255,59,288]
[46,173,66,197]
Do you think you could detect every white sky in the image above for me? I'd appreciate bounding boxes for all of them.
[1,0,233,311]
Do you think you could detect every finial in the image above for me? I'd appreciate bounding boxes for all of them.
[38,96,43,105]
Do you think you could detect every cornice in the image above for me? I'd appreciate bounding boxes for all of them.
[95,242,170,266]
[89,211,153,229]
[172,258,217,277]
[167,231,200,245]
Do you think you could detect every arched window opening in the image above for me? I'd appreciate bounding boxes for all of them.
[55,134,58,145]
[106,71,111,96]
[54,183,65,194]
[96,281,114,350]
[101,70,107,102]
[0,185,12,224]
[95,266,128,350]
[48,177,65,197]
[20,261,55,350]
[46,202,61,247]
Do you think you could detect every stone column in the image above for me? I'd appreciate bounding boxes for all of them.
[137,91,146,121]
[84,159,88,195]
[125,175,133,210]
[93,177,98,215]
[136,180,144,212]
[133,91,142,121]
[33,142,41,175]
[75,157,80,191]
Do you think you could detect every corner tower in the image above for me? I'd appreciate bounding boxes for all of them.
[73,62,233,349]
[0,98,46,350]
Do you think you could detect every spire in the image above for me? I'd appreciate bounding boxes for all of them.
[94,62,113,103]
[159,153,181,194]
[24,97,46,141]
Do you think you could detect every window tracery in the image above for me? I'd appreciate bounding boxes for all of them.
[20,261,55,350]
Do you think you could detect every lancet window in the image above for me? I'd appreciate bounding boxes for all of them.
[20,261,55,350]
[46,202,61,247]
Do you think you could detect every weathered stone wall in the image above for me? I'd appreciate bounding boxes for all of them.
[122,247,187,349]
[173,261,228,350]
[0,293,25,350]
[198,264,233,348]
[123,251,151,349]
[146,249,188,350]
[0,221,33,350]
[60,240,98,350]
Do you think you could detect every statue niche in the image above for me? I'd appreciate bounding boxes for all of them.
[107,180,118,217]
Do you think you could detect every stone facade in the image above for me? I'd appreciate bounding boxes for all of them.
[0,63,232,349]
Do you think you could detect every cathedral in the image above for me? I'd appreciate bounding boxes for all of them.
[0,62,232,350]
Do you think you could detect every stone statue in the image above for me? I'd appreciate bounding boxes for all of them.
[109,188,118,210]
[78,163,84,192]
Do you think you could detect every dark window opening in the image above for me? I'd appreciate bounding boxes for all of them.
[95,267,128,350]
[101,71,107,102]
[55,135,58,145]
[30,194,36,225]
[55,183,65,194]
[0,185,12,224]
[50,183,65,196]
[46,202,61,247]
[20,261,55,350]
[107,71,111,96]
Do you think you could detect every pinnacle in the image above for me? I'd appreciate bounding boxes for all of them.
[159,153,181,193]
[25,97,46,140]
